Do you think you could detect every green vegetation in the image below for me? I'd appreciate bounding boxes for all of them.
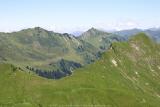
[0,33,160,107]
[0,27,125,79]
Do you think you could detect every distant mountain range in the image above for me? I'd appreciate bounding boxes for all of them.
[72,27,160,42]
[0,27,160,79]
[0,27,125,78]
[114,28,160,42]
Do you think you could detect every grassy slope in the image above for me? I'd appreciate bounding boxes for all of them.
[0,33,160,107]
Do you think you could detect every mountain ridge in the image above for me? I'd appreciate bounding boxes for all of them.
[0,33,160,106]
[0,27,159,79]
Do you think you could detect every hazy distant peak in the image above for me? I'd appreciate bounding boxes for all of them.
[87,27,105,32]
[88,27,97,31]
[147,27,160,31]
[34,27,46,31]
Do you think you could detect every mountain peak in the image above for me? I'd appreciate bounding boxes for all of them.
[33,27,48,32]
[20,27,48,33]
[89,27,97,31]
[87,27,102,32]
[34,27,44,30]
[82,27,109,36]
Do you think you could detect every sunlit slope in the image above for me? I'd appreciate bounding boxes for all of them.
[0,33,160,107]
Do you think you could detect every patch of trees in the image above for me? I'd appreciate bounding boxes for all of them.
[26,59,82,79]
[26,66,68,79]
[10,65,25,72]
[58,59,82,72]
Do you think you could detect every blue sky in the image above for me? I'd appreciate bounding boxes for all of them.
[0,0,160,32]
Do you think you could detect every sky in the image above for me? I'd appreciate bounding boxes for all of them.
[0,0,160,33]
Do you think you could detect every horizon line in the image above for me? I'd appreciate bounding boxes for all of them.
[0,26,160,34]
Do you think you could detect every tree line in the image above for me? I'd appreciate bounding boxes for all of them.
[26,66,71,79]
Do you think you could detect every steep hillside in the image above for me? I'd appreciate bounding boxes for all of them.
[0,33,160,107]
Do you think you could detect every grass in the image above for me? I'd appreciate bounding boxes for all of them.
[0,33,160,107]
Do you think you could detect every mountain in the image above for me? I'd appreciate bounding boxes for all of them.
[0,27,103,79]
[0,33,160,106]
[114,28,160,42]
[79,27,126,50]
[0,27,99,64]
[0,27,128,79]
[0,27,159,80]
[114,28,143,39]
